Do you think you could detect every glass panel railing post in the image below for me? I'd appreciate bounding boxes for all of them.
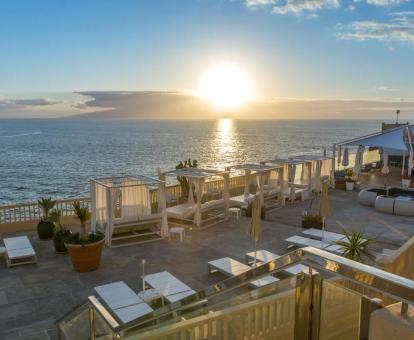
[294,271,322,340]
[89,303,96,340]
[360,296,382,339]
[310,274,323,340]
[294,273,311,339]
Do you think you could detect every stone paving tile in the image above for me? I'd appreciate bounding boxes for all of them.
[0,188,413,336]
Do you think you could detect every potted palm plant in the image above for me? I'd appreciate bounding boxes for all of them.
[344,169,355,191]
[335,229,374,262]
[49,209,71,253]
[65,201,104,272]
[37,197,57,240]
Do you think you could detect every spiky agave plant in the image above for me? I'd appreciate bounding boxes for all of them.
[38,197,56,221]
[335,229,374,262]
[73,201,90,241]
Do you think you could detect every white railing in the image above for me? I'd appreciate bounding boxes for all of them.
[129,290,295,340]
[0,175,246,227]
[0,197,90,224]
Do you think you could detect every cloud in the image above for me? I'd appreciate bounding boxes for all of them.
[245,0,275,7]
[337,12,414,44]
[375,85,399,91]
[366,0,409,6]
[8,98,60,106]
[271,0,340,14]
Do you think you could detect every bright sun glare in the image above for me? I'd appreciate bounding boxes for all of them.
[198,63,253,110]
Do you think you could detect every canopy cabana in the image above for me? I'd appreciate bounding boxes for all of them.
[229,163,284,208]
[334,125,414,178]
[90,175,168,248]
[290,155,334,191]
[262,158,312,201]
[160,168,230,228]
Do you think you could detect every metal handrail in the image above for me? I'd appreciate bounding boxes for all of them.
[86,246,414,334]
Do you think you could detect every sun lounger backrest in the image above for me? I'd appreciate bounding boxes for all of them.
[94,281,153,324]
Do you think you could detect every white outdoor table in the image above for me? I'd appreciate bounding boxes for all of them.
[229,207,241,220]
[94,281,153,324]
[144,271,195,304]
[208,257,279,288]
[169,227,185,242]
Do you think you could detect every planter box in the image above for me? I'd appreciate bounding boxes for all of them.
[302,219,323,229]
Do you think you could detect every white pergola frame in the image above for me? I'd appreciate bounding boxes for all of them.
[231,163,285,206]
[90,175,168,247]
[160,168,230,228]
[290,154,334,190]
[333,124,414,176]
[263,158,313,201]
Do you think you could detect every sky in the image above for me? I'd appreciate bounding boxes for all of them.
[0,0,413,118]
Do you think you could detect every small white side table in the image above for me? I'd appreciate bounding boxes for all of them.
[229,207,241,220]
[169,227,185,242]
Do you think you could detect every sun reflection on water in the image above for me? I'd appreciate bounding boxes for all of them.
[213,119,238,167]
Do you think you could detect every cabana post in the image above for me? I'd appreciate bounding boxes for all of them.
[229,163,284,209]
[262,158,312,201]
[90,175,167,248]
[162,168,230,229]
[290,154,334,191]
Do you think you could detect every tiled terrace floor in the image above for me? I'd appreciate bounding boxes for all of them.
[1,186,414,339]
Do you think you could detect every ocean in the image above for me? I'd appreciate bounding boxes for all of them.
[0,119,383,205]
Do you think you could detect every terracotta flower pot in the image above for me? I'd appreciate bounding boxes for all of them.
[65,239,104,272]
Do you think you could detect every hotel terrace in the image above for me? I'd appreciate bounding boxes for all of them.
[2,125,414,340]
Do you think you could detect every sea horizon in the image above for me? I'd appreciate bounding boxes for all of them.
[0,118,390,205]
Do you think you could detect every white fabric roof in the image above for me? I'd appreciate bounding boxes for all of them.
[340,126,410,152]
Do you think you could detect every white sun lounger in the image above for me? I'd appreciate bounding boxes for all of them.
[245,250,317,275]
[229,194,255,209]
[286,235,342,254]
[4,236,37,267]
[167,199,225,221]
[302,228,346,242]
[144,271,196,304]
[208,257,279,288]
[166,203,197,220]
[94,281,153,324]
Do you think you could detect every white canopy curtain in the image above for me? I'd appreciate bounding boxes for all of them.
[90,180,108,233]
[353,146,365,180]
[194,177,205,227]
[381,151,390,175]
[236,163,284,206]
[256,172,265,205]
[288,164,296,201]
[162,167,230,228]
[121,179,151,220]
[157,170,169,238]
[90,175,167,246]
[292,155,334,192]
[243,169,252,198]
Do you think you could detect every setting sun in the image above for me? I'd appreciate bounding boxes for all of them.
[197,63,253,110]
